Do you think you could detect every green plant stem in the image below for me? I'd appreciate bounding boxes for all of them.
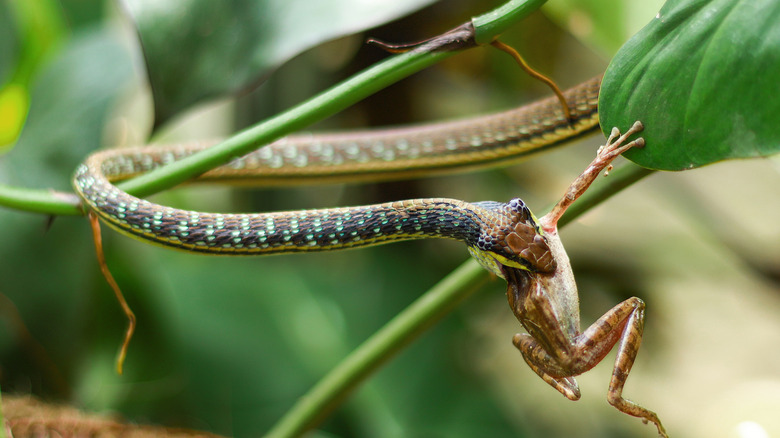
[119,50,452,198]
[265,162,655,438]
[473,0,547,44]
[0,184,81,215]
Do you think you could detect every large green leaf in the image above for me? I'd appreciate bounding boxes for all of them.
[599,0,780,170]
[121,0,437,128]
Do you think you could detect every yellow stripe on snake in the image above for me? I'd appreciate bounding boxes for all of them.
[73,77,600,277]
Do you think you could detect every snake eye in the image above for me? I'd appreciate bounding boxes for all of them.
[507,198,529,218]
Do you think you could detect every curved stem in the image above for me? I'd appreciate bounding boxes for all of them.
[0,184,81,216]
[118,49,452,199]
[472,0,547,44]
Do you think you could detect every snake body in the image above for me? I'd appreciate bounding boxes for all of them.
[74,77,600,276]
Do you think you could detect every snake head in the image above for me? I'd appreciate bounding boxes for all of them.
[470,198,557,278]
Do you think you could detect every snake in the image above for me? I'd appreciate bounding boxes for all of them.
[73,76,600,277]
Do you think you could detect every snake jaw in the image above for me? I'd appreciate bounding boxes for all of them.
[469,227,556,279]
[468,245,507,278]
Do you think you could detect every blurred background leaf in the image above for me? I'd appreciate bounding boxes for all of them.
[1,1,779,437]
[0,27,134,189]
[0,0,66,149]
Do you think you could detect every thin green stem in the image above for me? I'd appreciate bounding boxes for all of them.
[119,49,452,198]
[264,162,655,438]
[0,184,81,216]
